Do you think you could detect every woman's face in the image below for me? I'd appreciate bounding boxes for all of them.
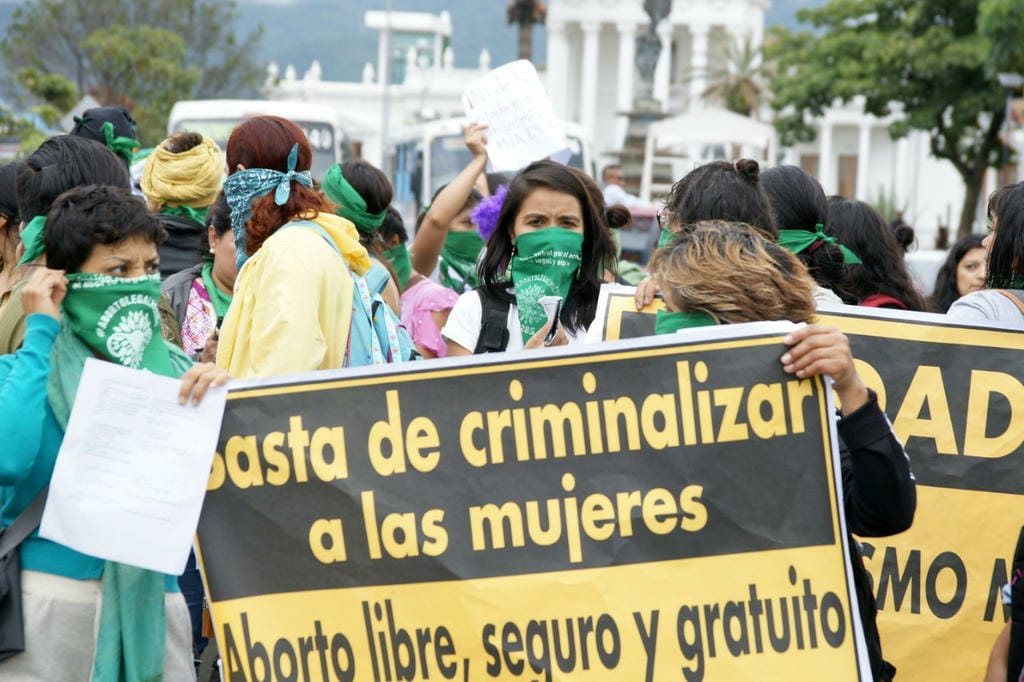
[955,246,987,297]
[78,235,159,278]
[511,188,584,241]
[209,227,238,291]
[448,206,477,233]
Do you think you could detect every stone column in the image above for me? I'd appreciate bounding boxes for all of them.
[653,22,673,110]
[689,24,710,111]
[547,20,570,119]
[616,22,637,144]
[818,120,835,194]
[580,21,601,140]
[856,122,872,200]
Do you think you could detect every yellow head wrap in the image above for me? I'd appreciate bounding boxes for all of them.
[140,134,224,209]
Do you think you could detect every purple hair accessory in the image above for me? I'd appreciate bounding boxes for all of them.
[472,184,507,241]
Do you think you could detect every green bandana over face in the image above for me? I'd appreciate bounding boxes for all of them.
[61,273,175,376]
[657,226,676,249]
[200,262,233,319]
[439,231,485,292]
[510,228,583,344]
[654,309,717,335]
[19,215,46,265]
[384,244,412,290]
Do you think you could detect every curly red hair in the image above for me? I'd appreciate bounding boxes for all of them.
[226,115,335,255]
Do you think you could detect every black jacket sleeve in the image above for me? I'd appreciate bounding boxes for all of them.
[837,390,916,538]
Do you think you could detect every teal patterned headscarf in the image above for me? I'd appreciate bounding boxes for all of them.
[222,143,313,270]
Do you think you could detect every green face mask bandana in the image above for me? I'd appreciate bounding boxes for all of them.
[510,227,584,344]
[657,226,676,250]
[19,215,46,265]
[61,273,175,375]
[654,309,717,335]
[439,230,485,292]
[384,243,413,290]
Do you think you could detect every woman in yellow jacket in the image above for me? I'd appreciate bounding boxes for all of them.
[217,116,373,378]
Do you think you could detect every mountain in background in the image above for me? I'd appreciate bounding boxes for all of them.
[0,0,827,89]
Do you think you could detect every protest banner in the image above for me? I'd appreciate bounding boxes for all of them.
[587,284,1024,679]
[197,323,871,681]
[462,59,570,172]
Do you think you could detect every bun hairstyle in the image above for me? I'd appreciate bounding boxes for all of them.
[605,204,632,230]
[761,164,852,301]
[664,158,779,239]
[892,221,915,253]
[735,158,761,184]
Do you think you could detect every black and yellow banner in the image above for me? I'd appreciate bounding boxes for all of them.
[589,285,1024,679]
[196,324,870,681]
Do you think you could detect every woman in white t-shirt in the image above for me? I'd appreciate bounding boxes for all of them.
[443,160,617,355]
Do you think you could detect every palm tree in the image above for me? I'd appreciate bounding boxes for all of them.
[507,0,547,63]
[699,35,772,118]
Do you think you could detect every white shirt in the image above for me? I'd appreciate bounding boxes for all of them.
[602,183,646,208]
[442,289,584,353]
[946,289,1024,329]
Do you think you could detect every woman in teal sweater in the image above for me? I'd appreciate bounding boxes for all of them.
[0,185,227,680]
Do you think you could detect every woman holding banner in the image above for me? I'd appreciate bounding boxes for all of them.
[649,221,916,681]
[0,184,227,680]
[947,182,1024,327]
[442,159,617,354]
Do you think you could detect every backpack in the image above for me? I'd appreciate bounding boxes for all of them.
[289,221,418,367]
[474,287,511,354]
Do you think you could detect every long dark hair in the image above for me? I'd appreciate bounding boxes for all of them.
[986,182,1024,289]
[928,233,986,312]
[761,165,852,301]
[826,197,925,310]
[479,160,617,333]
[664,159,778,239]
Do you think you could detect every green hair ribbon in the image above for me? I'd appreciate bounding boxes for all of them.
[100,121,139,160]
[777,224,861,264]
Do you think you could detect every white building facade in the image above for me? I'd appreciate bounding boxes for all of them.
[546,0,996,245]
[264,2,1007,244]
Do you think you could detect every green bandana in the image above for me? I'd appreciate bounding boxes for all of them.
[610,230,645,285]
[654,309,717,335]
[384,244,412,290]
[18,215,46,265]
[200,262,233,319]
[657,226,676,249]
[510,228,583,344]
[160,204,209,226]
[61,273,175,374]
[322,164,386,233]
[101,121,139,161]
[439,231,485,292]
[777,225,861,264]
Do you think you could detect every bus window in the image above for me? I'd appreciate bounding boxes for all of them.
[429,134,473,198]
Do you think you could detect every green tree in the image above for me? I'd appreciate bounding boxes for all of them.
[769,0,1022,237]
[79,25,200,144]
[2,0,263,145]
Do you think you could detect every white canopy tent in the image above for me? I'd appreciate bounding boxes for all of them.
[640,107,778,201]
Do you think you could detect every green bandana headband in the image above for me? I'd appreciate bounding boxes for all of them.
[439,231,485,292]
[777,225,861,264]
[510,228,583,344]
[322,164,387,233]
[61,273,174,374]
[160,205,208,226]
[101,121,139,161]
[19,215,46,265]
[384,244,412,290]
[654,309,717,335]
